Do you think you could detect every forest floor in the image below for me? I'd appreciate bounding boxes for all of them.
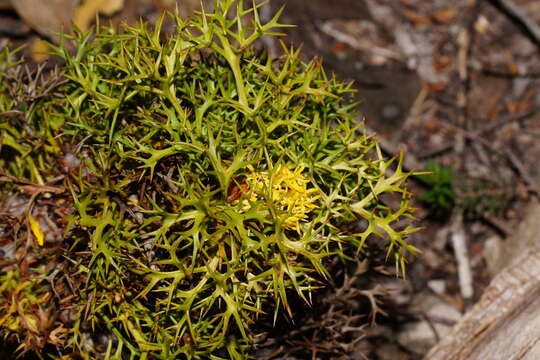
[270,0,540,359]
[2,0,540,359]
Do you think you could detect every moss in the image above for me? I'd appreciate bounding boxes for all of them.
[0,1,419,358]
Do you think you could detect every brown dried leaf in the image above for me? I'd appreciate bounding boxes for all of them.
[474,15,489,34]
[17,306,39,333]
[18,184,65,195]
[73,0,124,31]
[403,9,432,25]
[30,39,50,63]
[0,0,11,9]
[48,325,68,345]
[11,0,78,42]
[433,9,456,23]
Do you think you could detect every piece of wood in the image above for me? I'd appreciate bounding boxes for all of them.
[426,199,540,360]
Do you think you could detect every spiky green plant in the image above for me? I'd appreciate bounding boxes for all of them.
[0,1,419,358]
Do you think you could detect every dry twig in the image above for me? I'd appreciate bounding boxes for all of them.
[450,211,474,300]
[488,0,540,49]
[447,0,483,302]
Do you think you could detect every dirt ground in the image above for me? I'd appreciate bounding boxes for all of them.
[269,0,540,358]
[2,0,540,359]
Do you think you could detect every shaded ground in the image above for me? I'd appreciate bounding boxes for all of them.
[2,0,540,359]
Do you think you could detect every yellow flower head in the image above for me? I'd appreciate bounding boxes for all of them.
[242,165,320,231]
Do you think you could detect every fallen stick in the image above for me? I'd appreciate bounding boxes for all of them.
[489,0,540,48]
[450,211,474,300]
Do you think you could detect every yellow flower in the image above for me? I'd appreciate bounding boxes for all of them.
[242,165,320,231]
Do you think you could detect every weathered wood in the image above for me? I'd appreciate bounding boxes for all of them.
[426,199,540,360]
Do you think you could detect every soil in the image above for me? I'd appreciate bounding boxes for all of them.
[2,0,540,359]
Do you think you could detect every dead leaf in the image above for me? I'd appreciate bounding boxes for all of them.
[73,0,124,31]
[507,62,519,74]
[49,325,68,345]
[475,15,489,34]
[329,42,350,54]
[433,9,456,23]
[403,9,432,25]
[30,38,50,63]
[506,102,518,114]
[18,184,65,195]
[430,83,447,92]
[516,180,529,200]
[0,0,11,9]
[0,173,64,193]
[11,0,78,42]
[433,55,451,72]
[98,0,124,15]
[399,0,415,6]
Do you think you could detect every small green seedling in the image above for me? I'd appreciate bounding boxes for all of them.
[417,160,456,217]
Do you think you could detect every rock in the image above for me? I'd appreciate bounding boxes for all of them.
[397,292,462,355]
[397,321,442,355]
[427,279,446,295]
[383,278,413,306]
[410,293,462,322]
[433,227,449,251]
[483,234,503,276]
[423,248,444,269]
[375,343,410,360]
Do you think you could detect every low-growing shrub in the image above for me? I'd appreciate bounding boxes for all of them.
[0,1,419,358]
